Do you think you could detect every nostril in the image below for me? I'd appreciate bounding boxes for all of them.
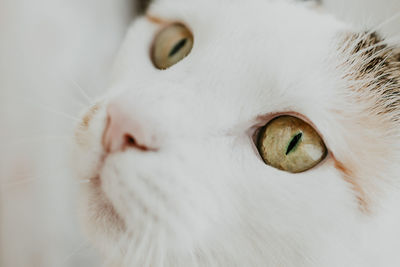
[103,101,158,153]
[124,134,137,146]
[123,134,149,151]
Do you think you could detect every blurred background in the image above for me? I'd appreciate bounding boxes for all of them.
[0,0,135,266]
[0,0,399,266]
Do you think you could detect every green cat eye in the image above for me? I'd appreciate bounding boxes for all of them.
[257,116,327,173]
[151,23,193,69]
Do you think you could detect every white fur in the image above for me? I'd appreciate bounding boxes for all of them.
[1,0,399,266]
[74,0,400,266]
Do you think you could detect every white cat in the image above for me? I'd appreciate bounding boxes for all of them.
[1,0,400,266]
[73,0,400,266]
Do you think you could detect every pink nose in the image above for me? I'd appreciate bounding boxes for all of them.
[102,101,156,153]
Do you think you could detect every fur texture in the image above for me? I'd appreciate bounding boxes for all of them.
[73,0,400,266]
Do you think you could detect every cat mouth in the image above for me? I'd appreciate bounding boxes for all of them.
[87,159,127,232]
[89,175,101,187]
[88,152,105,192]
[93,153,108,181]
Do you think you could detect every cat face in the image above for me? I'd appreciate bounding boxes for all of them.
[73,0,400,266]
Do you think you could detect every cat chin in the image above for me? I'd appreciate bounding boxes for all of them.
[78,150,206,259]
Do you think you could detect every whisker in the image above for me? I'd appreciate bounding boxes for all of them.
[123,225,145,266]
[104,232,131,267]
[1,168,95,190]
[56,91,88,109]
[143,232,155,267]
[60,241,89,265]
[24,99,81,123]
[1,177,41,190]
[367,11,400,36]
[1,179,94,192]
[123,231,139,266]
[157,230,166,267]
[0,136,73,152]
[70,80,94,105]
[127,222,153,266]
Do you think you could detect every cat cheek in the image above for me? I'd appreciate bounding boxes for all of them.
[75,102,106,148]
[73,102,108,180]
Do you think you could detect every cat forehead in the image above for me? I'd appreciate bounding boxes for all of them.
[147,0,346,47]
[115,1,348,92]
[110,1,349,124]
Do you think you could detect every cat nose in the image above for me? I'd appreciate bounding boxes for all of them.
[102,101,157,153]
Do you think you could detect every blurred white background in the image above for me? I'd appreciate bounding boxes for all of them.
[0,0,135,266]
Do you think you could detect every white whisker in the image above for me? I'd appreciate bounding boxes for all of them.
[143,234,155,267]
[60,241,89,265]
[24,99,81,123]
[104,232,131,267]
[58,91,87,108]
[1,167,95,190]
[1,177,41,191]
[128,222,153,266]
[0,136,73,153]
[70,80,94,105]
[368,11,400,36]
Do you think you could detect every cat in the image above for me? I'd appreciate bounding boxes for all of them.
[0,0,400,267]
[74,0,400,267]
[72,0,400,266]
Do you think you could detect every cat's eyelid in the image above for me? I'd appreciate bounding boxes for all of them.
[254,111,324,140]
[146,14,192,31]
[146,14,172,26]
[146,13,194,40]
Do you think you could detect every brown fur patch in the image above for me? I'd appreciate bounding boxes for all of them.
[341,32,400,120]
[81,103,100,130]
[75,103,102,148]
[334,33,400,212]
[331,155,369,212]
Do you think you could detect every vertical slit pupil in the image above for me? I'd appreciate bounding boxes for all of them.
[169,38,187,57]
[286,132,303,155]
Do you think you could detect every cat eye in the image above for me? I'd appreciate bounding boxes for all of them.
[257,116,327,173]
[151,23,194,69]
